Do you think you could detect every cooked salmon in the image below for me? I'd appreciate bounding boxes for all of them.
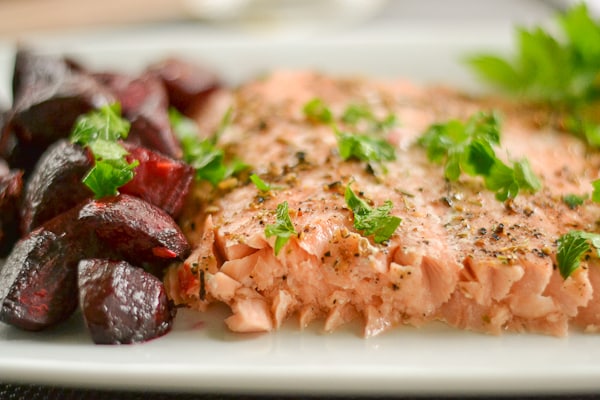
[165,70,600,337]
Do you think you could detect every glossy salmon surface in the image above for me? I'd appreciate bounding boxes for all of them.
[166,70,600,337]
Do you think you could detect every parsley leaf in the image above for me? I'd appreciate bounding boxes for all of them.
[345,183,401,243]
[169,108,249,186]
[557,230,600,279]
[303,98,334,124]
[466,3,600,146]
[563,193,586,209]
[341,104,397,132]
[70,104,137,198]
[250,173,271,192]
[418,111,541,201]
[592,179,600,203]
[337,131,396,164]
[265,201,297,255]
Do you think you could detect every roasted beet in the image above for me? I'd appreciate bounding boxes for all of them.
[0,194,189,331]
[120,143,194,218]
[0,161,23,255]
[6,49,114,171]
[0,225,85,331]
[78,259,175,344]
[20,140,93,234]
[147,57,221,114]
[94,72,181,159]
[77,194,190,268]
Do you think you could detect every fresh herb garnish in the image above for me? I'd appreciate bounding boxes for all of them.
[265,201,297,255]
[302,98,398,170]
[345,183,401,243]
[557,230,600,279]
[592,179,600,203]
[70,103,138,199]
[341,104,397,132]
[303,98,334,124]
[466,3,600,146]
[169,108,249,186]
[250,173,271,192]
[563,194,586,209]
[418,111,541,201]
[336,131,396,164]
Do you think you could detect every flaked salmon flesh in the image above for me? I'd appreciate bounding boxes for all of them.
[165,70,600,337]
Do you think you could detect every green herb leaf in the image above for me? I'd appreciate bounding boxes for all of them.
[466,3,600,145]
[345,183,401,243]
[71,103,130,145]
[250,173,271,192]
[82,159,139,199]
[69,103,136,199]
[337,132,396,164]
[169,108,249,186]
[341,104,397,132]
[418,111,541,201]
[592,179,600,203]
[265,201,297,255]
[563,194,586,209]
[557,230,600,279]
[303,98,333,124]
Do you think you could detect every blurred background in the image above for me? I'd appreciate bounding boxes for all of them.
[0,0,598,105]
[0,0,591,43]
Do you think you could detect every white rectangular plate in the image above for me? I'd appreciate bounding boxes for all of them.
[1,33,600,396]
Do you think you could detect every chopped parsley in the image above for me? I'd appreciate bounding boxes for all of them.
[563,194,586,209]
[556,230,600,279]
[169,108,249,186]
[336,131,396,164]
[466,3,600,146]
[250,173,271,192]
[70,103,138,199]
[265,201,297,255]
[303,98,333,124]
[592,179,600,203]
[345,183,401,243]
[302,98,398,171]
[418,111,541,201]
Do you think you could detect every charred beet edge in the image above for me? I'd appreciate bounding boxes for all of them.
[78,258,175,344]
[77,194,191,268]
[0,194,189,331]
[121,143,194,218]
[0,160,23,256]
[20,139,93,234]
[93,72,182,159]
[5,49,115,173]
[147,57,221,115]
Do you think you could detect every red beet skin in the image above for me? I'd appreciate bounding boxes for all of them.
[78,258,175,344]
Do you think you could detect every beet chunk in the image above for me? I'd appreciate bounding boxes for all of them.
[6,49,114,172]
[77,194,191,268]
[78,259,175,344]
[94,72,181,159]
[0,161,23,256]
[120,143,194,218]
[147,57,221,114]
[0,224,86,331]
[0,194,189,331]
[20,139,93,234]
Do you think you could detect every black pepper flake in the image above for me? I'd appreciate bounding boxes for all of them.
[392,283,399,291]
[324,251,332,257]
[494,223,505,235]
[190,222,196,231]
[478,227,487,235]
[492,233,501,241]
[199,270,206,301]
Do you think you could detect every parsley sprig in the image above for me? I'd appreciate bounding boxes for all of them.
[467,3,600,146]
[418,111,541,201]
[265,201,297,255]
[345,183,401,243]
[169,108,249,186]
[302,98,397,171]
[556,230,600,279]
[70,103,138,199]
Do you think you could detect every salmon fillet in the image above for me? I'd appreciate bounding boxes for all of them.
[165,70,600,337]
